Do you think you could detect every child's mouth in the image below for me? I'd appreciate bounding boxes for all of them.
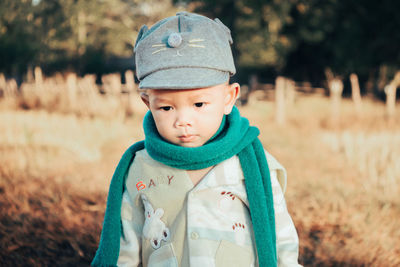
[178,135,196,142]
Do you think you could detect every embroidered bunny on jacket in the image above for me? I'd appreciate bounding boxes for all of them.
[141,194,170,249]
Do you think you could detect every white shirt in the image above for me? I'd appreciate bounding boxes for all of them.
[118,149,301,267]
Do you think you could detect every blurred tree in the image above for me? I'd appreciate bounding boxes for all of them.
[281,0,400,91]
[0,0,180,76]
[176,0,294,70]
[2,0,399,93]
[35,0,180,74]
[0,0,39,75]
[179,0,400,93]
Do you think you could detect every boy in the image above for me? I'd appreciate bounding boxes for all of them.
[92,12,301,267]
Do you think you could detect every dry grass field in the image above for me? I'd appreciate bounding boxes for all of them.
[1,90,399,266]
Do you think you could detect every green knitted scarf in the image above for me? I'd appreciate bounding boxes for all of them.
[92,106,276,267]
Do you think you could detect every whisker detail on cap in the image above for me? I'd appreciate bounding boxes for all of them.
[152,44,167,47]
[188,44,205,48]
[189,39,204,43]
[152,48,167,54]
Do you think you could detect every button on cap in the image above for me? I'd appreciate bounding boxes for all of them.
[168,33,182,48]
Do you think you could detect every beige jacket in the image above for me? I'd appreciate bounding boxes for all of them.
[118,149,301,267]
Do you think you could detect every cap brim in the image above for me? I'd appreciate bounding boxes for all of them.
[139,67,230,89]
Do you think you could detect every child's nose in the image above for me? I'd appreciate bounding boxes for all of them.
[174,111,192,128]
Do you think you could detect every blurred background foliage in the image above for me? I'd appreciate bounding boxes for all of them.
[0,0,179,77]
[1,0,400,93]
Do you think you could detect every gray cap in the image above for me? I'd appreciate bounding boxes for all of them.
[134,12,236,89]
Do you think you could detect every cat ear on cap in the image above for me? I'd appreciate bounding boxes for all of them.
[214,18,233,45]
[134,25,149,51]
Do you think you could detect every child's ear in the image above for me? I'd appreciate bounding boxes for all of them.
[224,83,240,114]
[140,92,150,109]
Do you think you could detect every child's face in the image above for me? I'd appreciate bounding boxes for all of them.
[141,83,239,147]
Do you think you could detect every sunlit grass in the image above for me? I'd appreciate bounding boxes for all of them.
[0,93,399,266]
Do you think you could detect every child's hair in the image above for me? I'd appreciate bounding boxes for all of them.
[134,12,236,90]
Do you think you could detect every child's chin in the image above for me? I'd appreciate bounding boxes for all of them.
[178,142,202,148]
[176,139,205,148]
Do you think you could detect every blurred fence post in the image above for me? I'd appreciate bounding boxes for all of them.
[249,74,259,92]
[275,76,286,125]
[350,73,362,114]
[385,71,400,119]
[286,78,296,106]
[66,73,77,109]
[378,65,388,91]
[5,79,18,98]
[82,74,99,109]
[124,70,135,93]
[34,66,43,91]
[27,66,34,83]
[0,73,6,94]
[123,70,136,117]
[329,79,343,125]
[239,85,249,106]
[325,68,343,126]
[102,73,121,95]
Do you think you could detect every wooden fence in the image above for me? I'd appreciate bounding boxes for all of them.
[245,71,400,125]
[0,67,399,124]
[0,68,145,120]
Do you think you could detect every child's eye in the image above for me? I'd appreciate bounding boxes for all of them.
[160,106,172,111]
[194,102,205,108]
